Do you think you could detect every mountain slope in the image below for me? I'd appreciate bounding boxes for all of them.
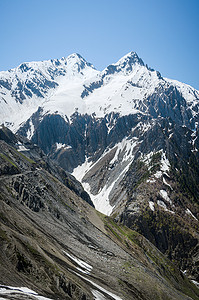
[1,127,198,299]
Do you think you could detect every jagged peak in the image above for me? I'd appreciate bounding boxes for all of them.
[64,53,96,70]
[66,52,85,61]
[114,51,145,67]
[102,51,145,76]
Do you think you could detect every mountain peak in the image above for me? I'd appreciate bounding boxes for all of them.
[103,51,145,76]
[66,52,85,61]
[65,53,95,71]
[115,51,145,68]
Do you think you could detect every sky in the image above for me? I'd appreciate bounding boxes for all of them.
[0,0,199,90]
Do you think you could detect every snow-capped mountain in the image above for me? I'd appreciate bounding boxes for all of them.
[0,53,98,131]
[1,51,199,133]
[1,51,199,210]
[0,52,199,284]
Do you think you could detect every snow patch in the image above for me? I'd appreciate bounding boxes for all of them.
[27,119,35,140]
[146,178,156,183]
[86,157,132,216]
[73,137,138,216]
[141,150,170,177]
[92,289,107,300]
[149,201,155,211]
[141,151,154,169]
[154,171,162,179]
[17,145,30,151]
[82,181,114,216]
[74,272,123,300]
[72,157,115,215]
[63,250,92,274]
[191,280,199,288]
[109,137,138,166]
[159,190,172,205]
[165,78,199,105]
[163,177,173,190]
[56,142,72,150]
[160,152,170,172]
[0,285,52,299]
[186,209,198,221]
[72,157,93,182]
[157,200,175,214]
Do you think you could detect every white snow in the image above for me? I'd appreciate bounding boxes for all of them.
[62,250,92,274]
[26,119,35,140]
[73,137,138,216]
[1,52,199,138]
[168,132,173,139]
[140,150,171,184]
[146,178,156,183]
[109,137,138,166]
[56,142,66,150]
[0,285,52,299]
[72,157,93,182]
[157,200,167,210]
[72,156,117,215]
[55,142,72,150]
[186,209,198,221]
[74,272,123,300]
[165,78,199,104]
[18,145,29,151]
[191,280,199,288]
[92,289,107,300]
[160,152,170,173]
[0,52,162,133]
[149,201,155,211]
[157,200,175,214]
[0,53,98,132]
[1,52,199,136]
[82,181,114,216]
[154,171,162,179]
[163,177,173,190]
[141,150,170,178]
[83,159,129,215]
[159,190,172,205]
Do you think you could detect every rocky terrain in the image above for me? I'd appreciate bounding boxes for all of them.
[0,126,199,299]
[0,52,199,298]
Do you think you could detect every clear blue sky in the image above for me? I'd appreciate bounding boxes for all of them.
[0,0,199,89]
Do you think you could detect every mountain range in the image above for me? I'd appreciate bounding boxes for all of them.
[0,51,199,299]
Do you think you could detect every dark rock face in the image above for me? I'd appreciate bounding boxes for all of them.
[0,125,17,145]
[145,85,195,129]
[18,111,147,172]
[0,126,94,208]
[12,174,45,212]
